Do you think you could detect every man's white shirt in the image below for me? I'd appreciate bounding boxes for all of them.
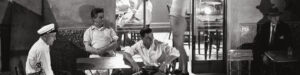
[26,38,54,75]
[125,39,180,66]
[83,26,119,57]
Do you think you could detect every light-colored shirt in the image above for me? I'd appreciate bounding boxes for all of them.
[130,0,140,9]
[26,38,54,75]
[125,39,180,66]
[135,0,152,25]
[269,23,277,44]
[83,26,119,74]
[116,0,131,12]
[83,26,119,56]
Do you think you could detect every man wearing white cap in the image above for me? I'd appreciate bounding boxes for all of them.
[26,23,57,75]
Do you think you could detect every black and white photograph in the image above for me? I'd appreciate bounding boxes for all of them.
[0,0,300,75]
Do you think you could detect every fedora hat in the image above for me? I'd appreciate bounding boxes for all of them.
[266,7,282,16]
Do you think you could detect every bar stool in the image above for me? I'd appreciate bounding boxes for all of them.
[215,30,221,60]
[204,31,209,60]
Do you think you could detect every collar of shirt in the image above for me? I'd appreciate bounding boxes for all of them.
[91,25,105,31]
[139,39,162,66]
[39,38,50,47]
[270,23,277,31]
[271,23,276,27]
[141,39,156,51]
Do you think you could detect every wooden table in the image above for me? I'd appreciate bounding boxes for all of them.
[77,56,131,75]
[265,51,298,63]
[264,51,299,75]
[227,49,253,75]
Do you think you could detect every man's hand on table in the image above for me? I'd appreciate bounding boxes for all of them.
[96,50,105,56]
[263,54,270,64]
[159,63,168,73]
[132,63,140,72]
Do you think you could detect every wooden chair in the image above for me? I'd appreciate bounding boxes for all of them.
[15,61,25,75]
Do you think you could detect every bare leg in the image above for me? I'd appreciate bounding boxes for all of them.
[170,15,188,73]
[169,0,189,73]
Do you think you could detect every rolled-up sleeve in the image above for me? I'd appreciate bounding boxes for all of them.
[110,28,119,41]
[83,28,91,42]
[124,44,139,56]
[163,44,180,57]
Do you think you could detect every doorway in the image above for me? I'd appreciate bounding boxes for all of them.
[191,0,226,74]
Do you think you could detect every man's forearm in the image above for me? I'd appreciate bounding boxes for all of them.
[84,42,100,54]
[86,49,99,54]
[164,55,178,65]
[98,41,118,51]
[85,47,98,54]
[123,52,139,67]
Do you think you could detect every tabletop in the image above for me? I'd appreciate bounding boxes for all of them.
[77,54,131,70]
[265,51,298,63]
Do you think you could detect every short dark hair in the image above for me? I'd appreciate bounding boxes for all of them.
[91,8,104,18]
[140,27,152,38]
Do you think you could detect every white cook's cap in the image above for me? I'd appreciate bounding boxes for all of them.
[37,23,56,35]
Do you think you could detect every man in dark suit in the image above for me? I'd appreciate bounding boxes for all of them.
[253,7,292,75]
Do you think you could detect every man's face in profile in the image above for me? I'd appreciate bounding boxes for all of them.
[45,32,56,46]
[142,33,154,47]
